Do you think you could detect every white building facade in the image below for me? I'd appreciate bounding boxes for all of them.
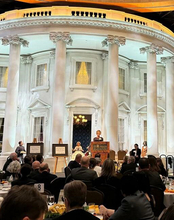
[0,6,173,161]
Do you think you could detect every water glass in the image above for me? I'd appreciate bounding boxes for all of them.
[47,195,55,206]
[88,203,95,214]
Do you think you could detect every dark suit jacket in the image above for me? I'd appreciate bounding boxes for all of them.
[3,158,12,172]
[12,177,36,186]
[130,149,141,162]
[70,166,98,182]
[120,163,136,174]
[29,169,40,179]
[68,161,81,170]
[54,209,99,220]
[94,176,121,189]
[109,191,155,220]
[34,171,57,191]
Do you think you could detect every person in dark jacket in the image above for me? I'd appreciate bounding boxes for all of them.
[120,156,136,174]
[68,154,82,170]
[3,153,19,178]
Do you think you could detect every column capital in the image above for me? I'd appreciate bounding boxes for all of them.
[129,61,139,69]
[102,35,126,47]
[161,56,174,63]
[140,44,163,55]
[101,52,108,60]
[21,55,33,64]
[49,32,73,45]
[2,35,29,47]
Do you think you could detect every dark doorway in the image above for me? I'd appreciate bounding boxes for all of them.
[72,114,92,152]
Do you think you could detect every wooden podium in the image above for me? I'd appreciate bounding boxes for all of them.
[91,141,110,164]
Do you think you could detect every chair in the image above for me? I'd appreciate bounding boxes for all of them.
[150,185,165,217]
[50,177,65,203]
[41,189,52,195]
[109,150,116,161]
[64,166,71,178]
[86,190,104,205]
[117,150,126,163]
[94,184,123,209]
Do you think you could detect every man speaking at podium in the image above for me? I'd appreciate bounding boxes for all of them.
[93,130,103,142]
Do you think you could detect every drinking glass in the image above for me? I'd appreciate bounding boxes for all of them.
[47,195,55,206]
[88,203,95,214]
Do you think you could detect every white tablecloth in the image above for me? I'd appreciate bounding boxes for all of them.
[0,188,10,198]
[164,192,174,207]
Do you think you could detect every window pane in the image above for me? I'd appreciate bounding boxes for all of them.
[75,62,91,85]
[36,64,47,87]
[144,73,147,93]
[0,67,8,88]
[119,68,125,90]
[118,118,124,150]
[33,117,44,142]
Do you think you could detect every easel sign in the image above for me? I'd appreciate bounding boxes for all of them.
[52,144,68,157]
[27,143,44,155]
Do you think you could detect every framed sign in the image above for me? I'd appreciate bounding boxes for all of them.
[52,144,68,157]
[27,143,44,155]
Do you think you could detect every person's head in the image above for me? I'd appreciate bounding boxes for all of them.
[21,164,32,177]
[156,158,164,168]
[64,180,87,212]
[19,141,23,146]
[10,153,18,161]
[24,155,33,165]
[32,161,40,170]
[76,142,81,146]
[128,156,135,164]
[81,156,90,168]
[89,158,97,169]
[0,185,47,220]
[134,144,139,150]
[39,163,49,173]
[160,205,174,220]
[75,154,82,164]
[143,141,147,146]
[139,158,150,170]
[101,159,115,178]
[96,158,101,166]
[95,153,101,158]
[36,154,44,163]
[148,157,159,172]
[96,130,101,137]
[121,175,139,196]
[123,156,128,164]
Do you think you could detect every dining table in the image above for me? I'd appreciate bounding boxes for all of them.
[164,190,174,207]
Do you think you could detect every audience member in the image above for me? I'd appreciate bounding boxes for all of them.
[6,159,21,179]
[159,204,174,220]
[3,153,18,176]
[54,180,98,220]
[29,161,40,179]
[94,158,102,177]
[23,155,33,166]
[36,154,44,163]
[130,144,141,163]
[68,156,97,185]
[89,158,97,170]
[122,156,128,166]
[0,185,47,220]
[34,162,57,191]
[12,164,36,186]
[139,158,165,191]
[68,154,82,170]
[148,157,160,172]
[157,158,168,177]
[94,159,120,189]
[100,175,155,220]
[120,156,136,174]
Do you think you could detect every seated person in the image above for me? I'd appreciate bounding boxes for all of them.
[67,156,98,185]
[94,159,120,189]
[73,141,84,152]
[36,154,44,163]
[29,160,40,179]
[93,130,103,142]
[94,158,102,177]
[54,180,99,220]
[0,185,47,220]
[34,162,57,191]
[6,160,21,179]
[120,156,136,174]
[89,158,97,170]
[23,155,33,166]
[156,158,168,177]
[68,154,82,170]
[3,153,18,177]
[130,143,141,163]
[160,204,174,220]
[100,175,155,220]
[12,164,36,186]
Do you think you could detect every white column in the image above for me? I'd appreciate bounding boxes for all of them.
[140,44,163,155]
[102,35,126,151]
[50,32,72,143]
[161,56,174,153]
[2,36,29,153]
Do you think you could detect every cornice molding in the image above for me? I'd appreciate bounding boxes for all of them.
[0,18,173,48]
[21,55,33,64]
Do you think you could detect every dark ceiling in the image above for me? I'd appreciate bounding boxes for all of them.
[0,0,173,33]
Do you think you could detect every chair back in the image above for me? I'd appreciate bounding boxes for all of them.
[50,177,65,203]
[64,166,71,178]
[109,150,115,160]
[150,185,165,217]
[94,184,123,209]
[86,190,104,205]
[117,150,126,161]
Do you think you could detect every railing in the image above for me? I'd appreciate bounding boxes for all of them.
[0,6,173,37]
